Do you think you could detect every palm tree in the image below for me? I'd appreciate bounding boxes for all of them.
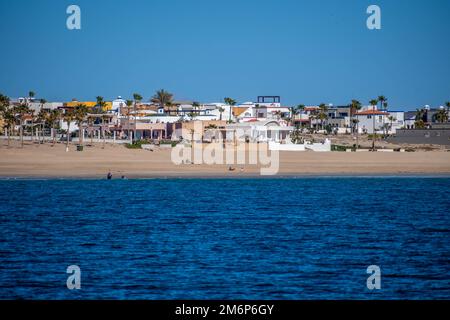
[224,97,236,122]
[39,98,47,113]
[63,109,76,150]
[37,99,47,143]
[3,110,15,146]
[48,109,62,144]
[192,101,200,111]
[349,99,362,133]
[254,104,260,119]
[318,103,328,130]
[95,96,106,113]
[86,114,94,145]
[274,110,282,121]
[387,115,396,134]
[0,94,9,129]
[292,104,305,127]
[0,93,10,110]
[101,114,109,147]
[377,96,387,135]
[125,99,133,142]
[309,110,318,132]
[383,102,389,135]
[289,107,299,126]
[349,100,362,148]
[189,128,195,156]
[14,104,30,148]
[132,93,143,141]
[188,112,196,121]
[415,108,426,128]
[27,91,35,137]
[446,102,450,119]
[369,99,379,150]
[37,109,48,144]
[0,94,12,146]
[218,107,225,121]
[435,108,449,123]
[29,109,36,142]
[151,90,172,111]
[91,96,108,143]
[352,118,360,148]
[415,119,425,129]
[74,104,88,146]
[28,91,35,105]
[289,107,297,127]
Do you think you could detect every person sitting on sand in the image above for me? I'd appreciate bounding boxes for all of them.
[228,166,235,171]
[107,172,112,180]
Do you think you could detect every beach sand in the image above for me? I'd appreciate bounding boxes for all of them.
[1,140,450,178]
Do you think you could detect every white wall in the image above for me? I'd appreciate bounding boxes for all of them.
[59,120,79,133]
[269,142,305,151]
[356,115,385,134]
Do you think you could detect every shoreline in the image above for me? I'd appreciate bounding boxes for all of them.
[1,173,450,180]
[1,142,450,179]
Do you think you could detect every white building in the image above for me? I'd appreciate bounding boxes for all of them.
[385,111,405,133]
[21,100,63,112]
[355,108,405,134]
[203,103,232,121]
[355,109,390,134]
[112,96,127,114]
[226,120,293,143]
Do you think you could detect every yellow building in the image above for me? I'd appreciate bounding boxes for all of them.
[65,101,112,111]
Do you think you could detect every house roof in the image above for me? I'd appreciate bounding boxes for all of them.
[355,110,389,116]
[304,107,319,111]
[233,107,249,117]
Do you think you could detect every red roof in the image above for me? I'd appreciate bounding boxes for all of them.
[356,110,389,116]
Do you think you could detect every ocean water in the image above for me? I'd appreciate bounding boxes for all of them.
[0,177,449,300]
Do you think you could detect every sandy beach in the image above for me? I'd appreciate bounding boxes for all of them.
[1,140,450,178]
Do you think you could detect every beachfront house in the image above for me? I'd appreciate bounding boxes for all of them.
[235,96,291,123]
[326,106,351,133]
[385,111,405,133]
[170,120,227,141]
[226,120,293,143]
[112,96,127,114]
[354,109,390,134]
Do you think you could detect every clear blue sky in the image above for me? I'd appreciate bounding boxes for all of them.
[0,0,449,109]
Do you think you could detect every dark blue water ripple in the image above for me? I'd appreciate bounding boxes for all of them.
[0,177,449,299]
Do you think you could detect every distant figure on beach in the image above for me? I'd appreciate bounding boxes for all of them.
[107,172,112,180]
[121,175,127,179]
[228,166,235,172]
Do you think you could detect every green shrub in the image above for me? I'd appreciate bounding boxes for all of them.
[125,140,148,149]
[331,144,349,152]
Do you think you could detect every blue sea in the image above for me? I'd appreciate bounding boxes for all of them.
[0,177,449,299]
